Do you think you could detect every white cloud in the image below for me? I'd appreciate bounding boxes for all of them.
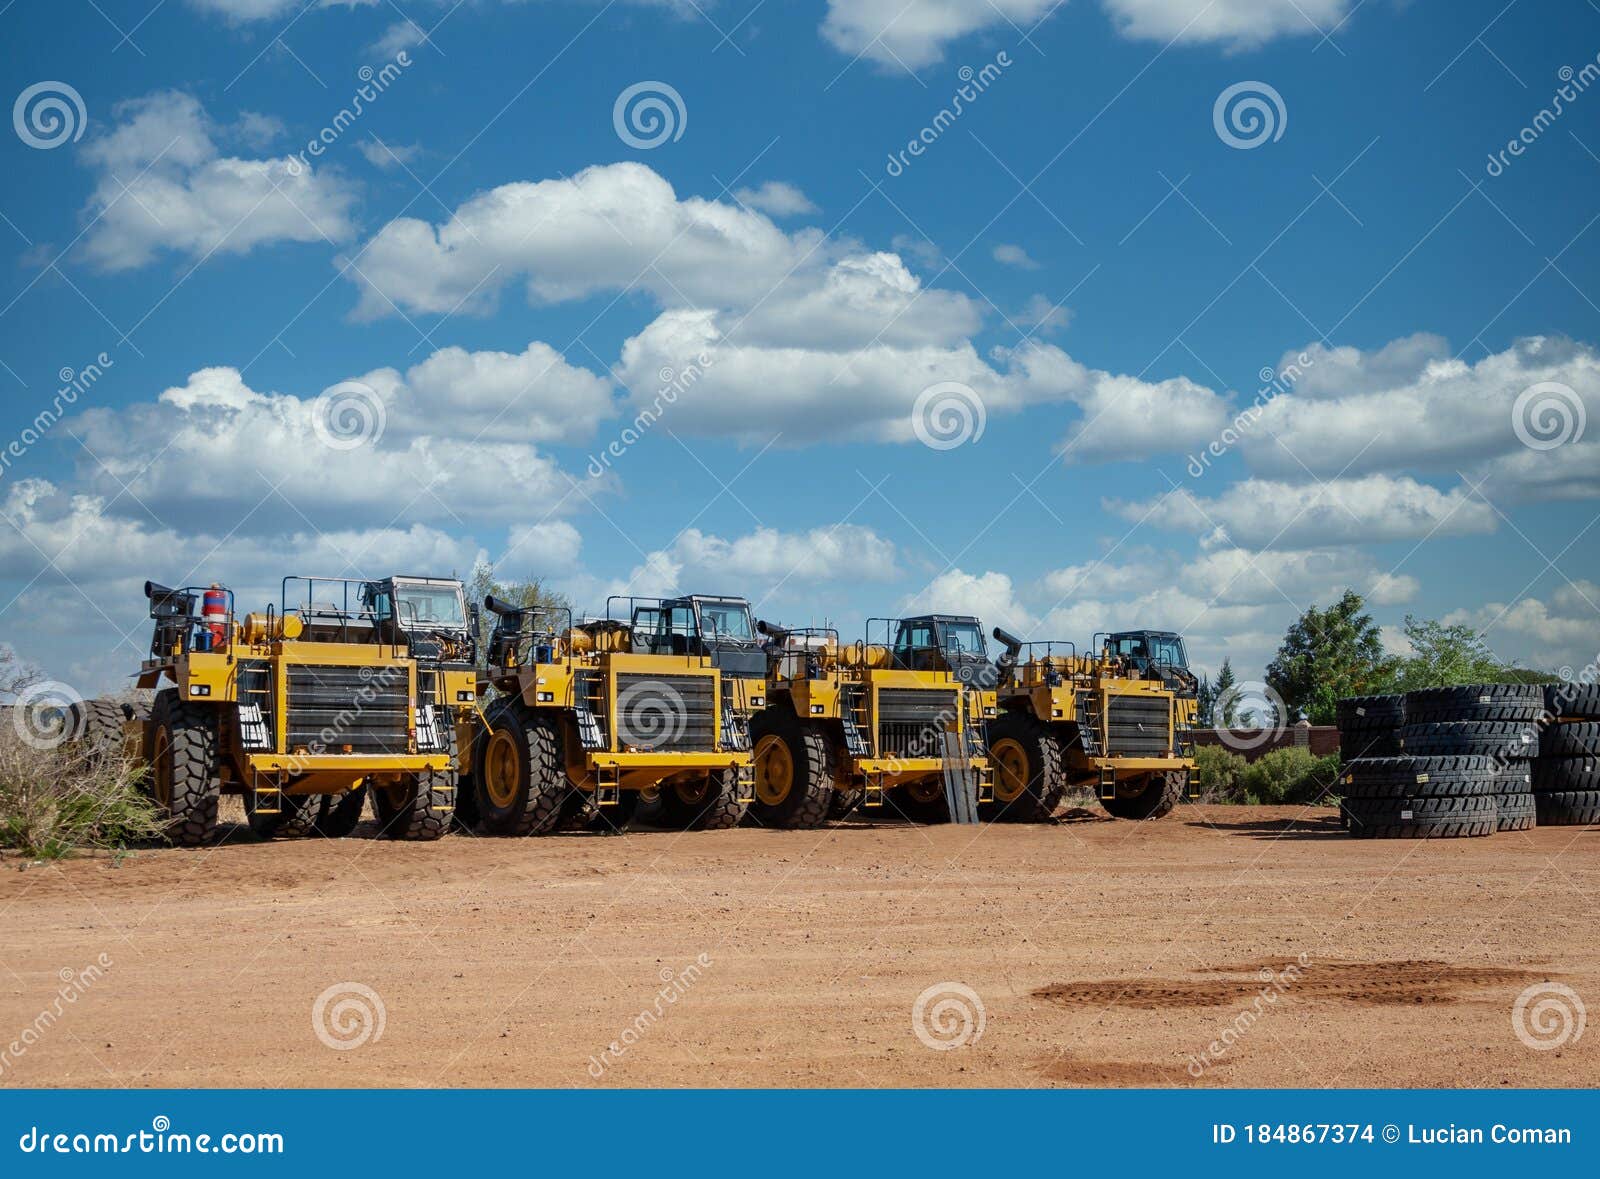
[993,243,1040,270]
[820,0,1057,69]
[1100,0,1352,48]
[1017,294,1072,336]
[899,569,1033,632]
[78,92,357,272]
[891,233,943,270]
[1108,474,1497,548]
[372,18,427,57]
[358,138,422,170]
[395,340,614,442]
[733,181,818,217]
[1443,584,1600,672]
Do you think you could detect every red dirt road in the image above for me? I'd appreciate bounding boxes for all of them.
[1,805,1595,1088]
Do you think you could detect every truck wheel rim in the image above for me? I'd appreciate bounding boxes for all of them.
[483,730,520,809]
[908,778,941,803]
[754,735,793,805]
[676,776,710,804]
[991,738,1029,803]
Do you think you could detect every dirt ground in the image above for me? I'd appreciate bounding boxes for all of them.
[1,804,1595,1089]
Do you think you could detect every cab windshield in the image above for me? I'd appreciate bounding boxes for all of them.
[392,582,465,628]
[697,600,754,640]
[1148,635,1187,667]
[942,622,987,658]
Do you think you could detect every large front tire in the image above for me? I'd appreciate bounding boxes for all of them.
[748,707,834,829]
[656,769,746,830]
[474,700,573,836]
[1100,769,1185,820]
[983,711,1064,822]
[374,727,455,841]
[148,689,221,847]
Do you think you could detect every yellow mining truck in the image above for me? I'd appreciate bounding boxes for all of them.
[131,576,464,845]
[463,594,753,834]
[748,615,993,827]
[987,627,1196,820]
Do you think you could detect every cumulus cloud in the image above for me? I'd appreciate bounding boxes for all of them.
[1100,0,1352,48]
[78,91,357,271]
[820,0,1058,69]
[993,243,1040,270]
[1107,474,1497,549]
[899,569,1033,632]
[358,138,422,170]
[733,181,818,217]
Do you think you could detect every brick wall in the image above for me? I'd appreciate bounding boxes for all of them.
[1191,723,1340,761]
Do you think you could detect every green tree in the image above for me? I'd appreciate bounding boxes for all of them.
[1213,657,1238,725]
[1385,615,1557,690]
[1265,590,1392,724]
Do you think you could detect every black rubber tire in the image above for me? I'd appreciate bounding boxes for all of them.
[373,726,454,841]
[1345,794,1496,825]
[1545,682,1600,720]
[1336,694,1405,730]
[1404,702,1545,725]
[317,787,367,837]
[1534,790,1600,826]
[827,785,864,819]
[452,717,484,833]
[245,788,322,839]
[587,789,643,835]
[747,707,834,829]
[1400,720,1539,759]
[1338,730,1403,760]
[1404,683,1543,712]
[656,769,746,831]
[474,699,572,836]
[1347,816,1497,839]
[1543,722,1600,758]
[1496,791,1535,831]
[982,711,1064,822]
[1531,757,1600,793]
[875,780,948,823]
[148,689,222,847]
[1100,770,1185,820]
[1339,754,1502,798]
[67,698,129,765]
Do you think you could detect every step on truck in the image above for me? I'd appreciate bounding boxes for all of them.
[988,626,1197,820]
[463,593,754,834]
[748,614,993,827]
[132,575,467,845]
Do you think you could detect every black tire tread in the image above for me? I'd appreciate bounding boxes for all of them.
[1534,790,1600,826]
[150,688,221,847]
[1100,770,1185,820]
[981,710,1064,823]
[747,707,834,829]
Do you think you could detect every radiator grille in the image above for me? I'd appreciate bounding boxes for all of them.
[1102,694,1170,756]
[286,664,410,755]
[614,673,717,752]
[876,688,959,760]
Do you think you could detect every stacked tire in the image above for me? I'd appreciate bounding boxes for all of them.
[1335,694,1404,760]
[1340,755,1499,839]
[1401,683,1542,833]
[1532,683,1600,826]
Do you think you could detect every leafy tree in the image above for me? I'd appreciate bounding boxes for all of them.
[1265,590,1393,724]
[1195,673,1215,726]
[1213,657,1239,725]
[1384,615,1557,691]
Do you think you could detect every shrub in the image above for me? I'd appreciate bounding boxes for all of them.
[0,715,162,860]
[1193,744,1249,803]
[1239,748,1342,806]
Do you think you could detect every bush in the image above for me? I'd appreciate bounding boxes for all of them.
[1239,748,1342,806]
[1193,745,1248,803]
[0,715,162,860]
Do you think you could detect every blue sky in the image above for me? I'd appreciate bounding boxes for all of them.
[1,0,1597,695]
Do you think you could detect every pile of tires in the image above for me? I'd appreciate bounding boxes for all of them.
[1400,683,1543,833]
[1532,683,1600,826]
[1340,755,1499,839]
